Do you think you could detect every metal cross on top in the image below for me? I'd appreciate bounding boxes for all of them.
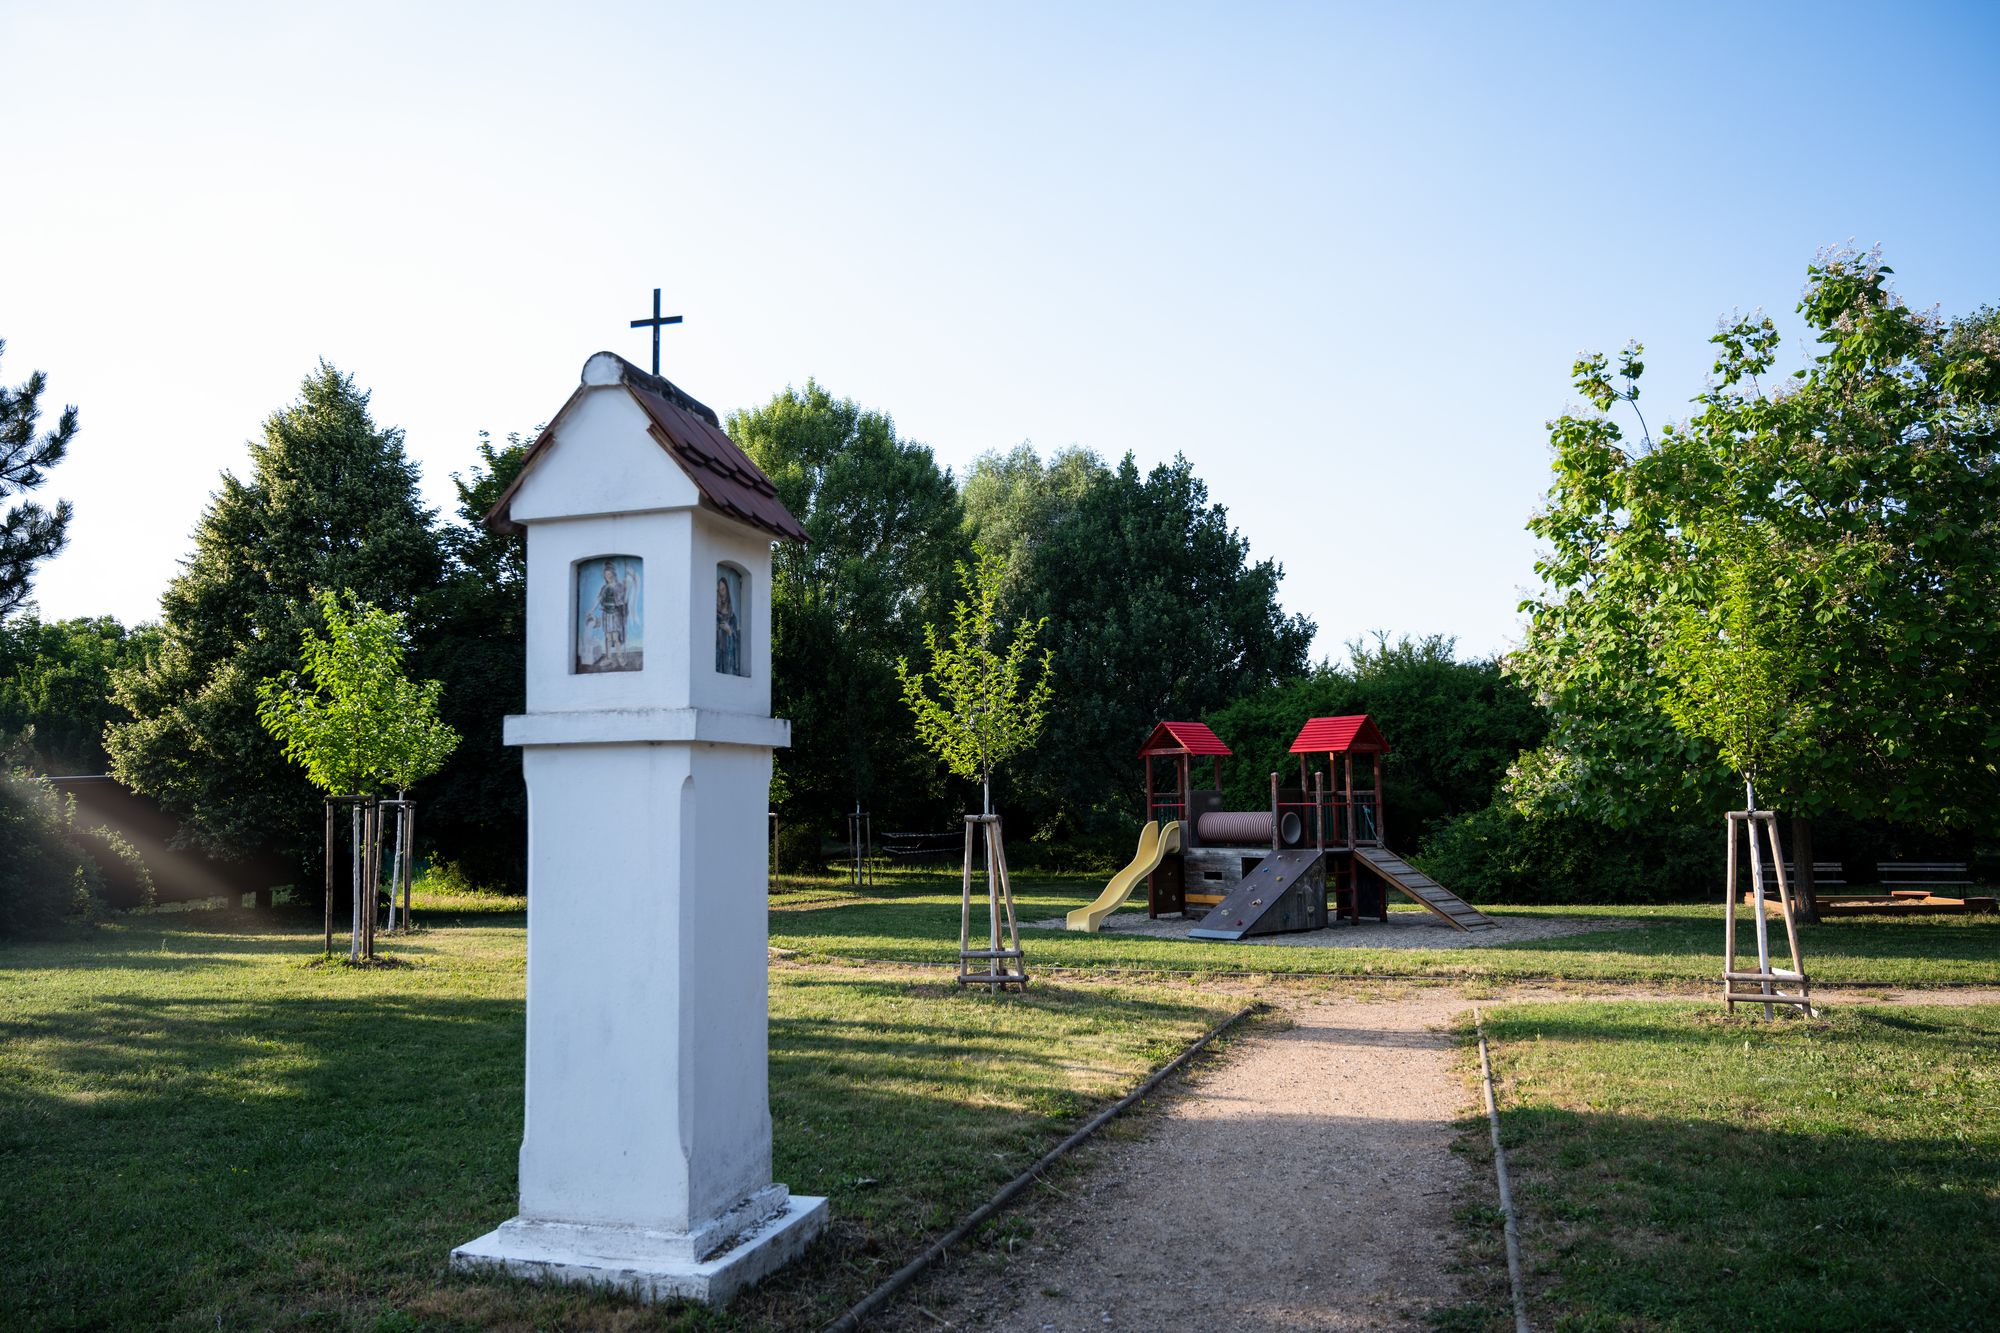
[629,288,683,376]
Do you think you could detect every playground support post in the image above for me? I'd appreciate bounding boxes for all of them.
[1343,754,1356,845]
[1268,772,1279,850]
[1373,752,1386,846]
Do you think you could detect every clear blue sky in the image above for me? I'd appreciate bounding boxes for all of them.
[4,1,1996,661]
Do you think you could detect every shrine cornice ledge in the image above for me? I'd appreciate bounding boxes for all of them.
[503,708,791,750]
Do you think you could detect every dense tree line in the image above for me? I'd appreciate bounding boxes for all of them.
[11,251,1991,911]
[2,364,1319,895]
[0,614,160,773]
[105,364,442,883]
[732,391,1317,857]
[1206,634,1544,851]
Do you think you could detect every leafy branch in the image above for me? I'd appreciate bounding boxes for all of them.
[894,546,1054,814]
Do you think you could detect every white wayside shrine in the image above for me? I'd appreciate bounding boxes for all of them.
[451,351,825,1303]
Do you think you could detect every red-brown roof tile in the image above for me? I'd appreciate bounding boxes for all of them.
[486,352,807,544]
[1289,715,1390,754]
[1138,721,1233,758]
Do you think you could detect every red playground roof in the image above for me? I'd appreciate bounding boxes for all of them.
[1289,714,1390,755]
[1137,721,1233,758]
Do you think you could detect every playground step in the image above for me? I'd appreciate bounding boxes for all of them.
[1353,848,1496,932]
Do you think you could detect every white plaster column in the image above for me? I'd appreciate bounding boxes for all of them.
[451,352,825,1304]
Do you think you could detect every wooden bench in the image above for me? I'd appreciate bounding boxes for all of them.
[1877,861,1971,889]
[1757,861,1847,888]
[1748,859,1990,917]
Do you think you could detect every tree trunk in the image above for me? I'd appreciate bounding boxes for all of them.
[1790,812,1819,924]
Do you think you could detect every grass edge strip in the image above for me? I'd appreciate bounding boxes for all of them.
[1475,1003,1532,1333]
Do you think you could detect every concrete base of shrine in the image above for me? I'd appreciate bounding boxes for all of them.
[450,1192,828,1306]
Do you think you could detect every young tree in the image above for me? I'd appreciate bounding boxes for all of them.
[895,546,1054,816]
[898,546,1052,986]
[257,589,457,956]
[0,340,78,618]
[106,364,442,883]
[1513,249,2000,916]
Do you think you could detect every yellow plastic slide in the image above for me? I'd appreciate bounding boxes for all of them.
[1066,820,1182,932]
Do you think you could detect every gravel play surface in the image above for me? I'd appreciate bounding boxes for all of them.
[1022,909,1638,949]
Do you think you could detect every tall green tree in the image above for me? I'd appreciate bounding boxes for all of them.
[1512,250,2000,914]
[0,614,163,773]
[959,444,1107,598]
[0,340,78,618]
[730,381,968,839]
[419,431,531,889]
[106,364,442,878]
[996,451,1316,844]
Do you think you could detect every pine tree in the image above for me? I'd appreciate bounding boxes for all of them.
[0,340,79,618]
[106,364,442,877]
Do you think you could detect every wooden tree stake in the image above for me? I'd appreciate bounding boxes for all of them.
[957,814,1028,991]
[1722,809,1813,1018]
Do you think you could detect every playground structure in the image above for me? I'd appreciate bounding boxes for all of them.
[1068,717,1495,940]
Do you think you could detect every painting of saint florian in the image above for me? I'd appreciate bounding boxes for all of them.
[577,557,642,673]
[716,564,746,676]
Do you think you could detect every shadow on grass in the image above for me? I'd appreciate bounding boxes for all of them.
[0,906,527,975]
[0,986,527,1331]
[1502,1106,1997,1331]
[0,931,1226,1332]
[1479,1003,2000,1332]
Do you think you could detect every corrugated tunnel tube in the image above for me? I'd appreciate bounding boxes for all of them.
[1195,809,1304,847]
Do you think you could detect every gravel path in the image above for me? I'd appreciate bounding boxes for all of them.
[882,991,1473,1332]
[865,981,1993,1332]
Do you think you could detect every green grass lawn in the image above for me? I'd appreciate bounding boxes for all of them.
[1466,1001,2000,1332]
[767,870,2000,986]
[0,899,1238,1331]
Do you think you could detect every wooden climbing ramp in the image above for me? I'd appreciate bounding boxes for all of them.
[1354,847,1496,932]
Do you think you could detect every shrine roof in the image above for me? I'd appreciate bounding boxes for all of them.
[486,352,808,544]
[1288,714,1390,754]
[1137,720,1233,758]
